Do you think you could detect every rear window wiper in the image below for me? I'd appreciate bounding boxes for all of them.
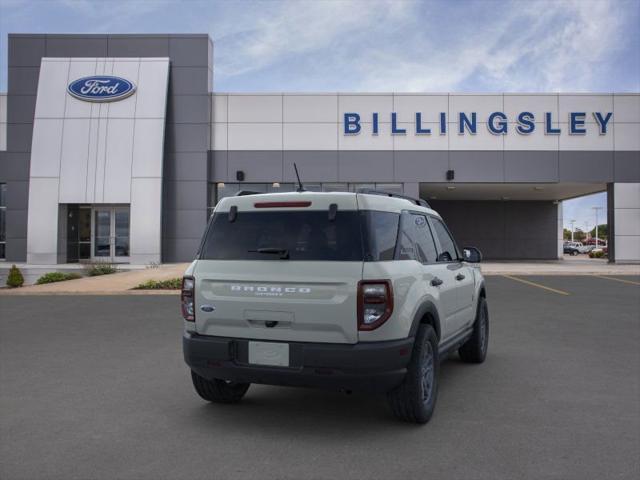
[248,247,290,259]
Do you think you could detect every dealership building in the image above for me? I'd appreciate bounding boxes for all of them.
[0,33,638,265]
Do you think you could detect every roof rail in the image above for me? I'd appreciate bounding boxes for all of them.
[235,190,263,196]
[357,188,430,208]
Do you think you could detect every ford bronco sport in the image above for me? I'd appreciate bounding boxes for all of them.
[182,190,488,423]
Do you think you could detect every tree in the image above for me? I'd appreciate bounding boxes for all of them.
[572,228,586,242]
[589,224,607,239]
[563,228,572,240]
[6,264,24,288]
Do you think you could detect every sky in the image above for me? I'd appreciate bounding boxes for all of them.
[1,0,638,227]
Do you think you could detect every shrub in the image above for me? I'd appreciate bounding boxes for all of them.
[6,265,24,288]
[133,278,182,290]
[85,263,118,276]
[589,250,606,259]
[36,272,82,285]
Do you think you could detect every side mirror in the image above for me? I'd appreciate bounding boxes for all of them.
[463,246,482,263]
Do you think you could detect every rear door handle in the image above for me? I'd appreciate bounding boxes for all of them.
[431,277,443,287]
[456,273,466,281]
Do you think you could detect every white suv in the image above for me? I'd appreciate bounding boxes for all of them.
[182,190,488,423]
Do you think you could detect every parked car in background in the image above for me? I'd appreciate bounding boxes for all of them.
[564,242,586,255]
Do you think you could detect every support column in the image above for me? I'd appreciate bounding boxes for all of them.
[557,201,564,259]
[608,183,640,263]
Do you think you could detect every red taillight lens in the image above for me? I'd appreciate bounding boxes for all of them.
[357,280,393,331]
[254,201,312,208]
[181,276,195,321]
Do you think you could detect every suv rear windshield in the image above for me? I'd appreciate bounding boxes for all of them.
[199,210,401,262]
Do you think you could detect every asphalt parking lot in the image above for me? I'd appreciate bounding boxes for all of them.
[1,275,639,480]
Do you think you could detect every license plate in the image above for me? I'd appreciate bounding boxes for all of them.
[248,341,289,367]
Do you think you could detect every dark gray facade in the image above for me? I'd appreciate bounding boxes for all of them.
[430,200,559,260]
[0,33,212,262]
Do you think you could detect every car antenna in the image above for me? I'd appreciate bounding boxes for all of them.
[294,163,306,192]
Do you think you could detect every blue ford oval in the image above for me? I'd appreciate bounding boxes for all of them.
[67,76,136,102]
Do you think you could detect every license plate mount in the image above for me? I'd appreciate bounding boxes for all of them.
[248,341,290,367]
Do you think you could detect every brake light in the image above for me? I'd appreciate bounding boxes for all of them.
[254,201,312,208]
[181,276,195,321]
[357,280,393,330]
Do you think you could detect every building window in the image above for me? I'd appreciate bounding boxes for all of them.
[0,183,6,259]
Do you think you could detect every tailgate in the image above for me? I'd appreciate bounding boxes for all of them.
[194,260,361,344]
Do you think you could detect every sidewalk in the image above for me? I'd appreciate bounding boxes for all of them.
[0,263,189,295]
[480,257,640,276]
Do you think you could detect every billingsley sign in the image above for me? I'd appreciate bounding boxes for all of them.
[343,111,613,135]
[67,76,136,102]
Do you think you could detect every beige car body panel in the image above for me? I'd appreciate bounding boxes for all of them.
[185,191,485,345]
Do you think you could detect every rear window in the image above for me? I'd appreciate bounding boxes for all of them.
[199,209,402,262]
[200,211,364,261]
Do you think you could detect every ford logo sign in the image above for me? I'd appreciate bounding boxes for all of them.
[67,76,136,102]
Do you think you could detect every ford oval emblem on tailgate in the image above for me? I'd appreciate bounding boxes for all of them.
[200,305,215,312]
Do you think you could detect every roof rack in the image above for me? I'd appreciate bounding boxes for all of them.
[235,190,263,196]
[357,189,430,208]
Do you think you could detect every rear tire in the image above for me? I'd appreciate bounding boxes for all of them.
[191,371,250,404]
[387,324,439,424]
[458,296,489,363]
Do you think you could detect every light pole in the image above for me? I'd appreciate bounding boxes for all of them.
[592,206,603,248]
[570,219,576,242]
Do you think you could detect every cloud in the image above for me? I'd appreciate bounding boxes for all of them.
[212,0,638,92]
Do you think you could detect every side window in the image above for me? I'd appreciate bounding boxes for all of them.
[431,217,459,262]
[396,213,438,263]
[361,211,400,261]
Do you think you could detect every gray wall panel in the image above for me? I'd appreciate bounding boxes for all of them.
[107,35,170,57]
[8,36,45,67]
[505,151,559,182]
[228,151,283,182]
[165,152,209,181]
[559,151,614,183]
[338,151,394,182]
[169,67,210,95]
[6,124,33,153]
[6,208,28,239]
[6,95,36,124]
[167,95,210,124]
[163,180,208,211]
[449,151,504,182]
[5,236,26,262]
[0,153,30,181]
[162,237,201,263]
[209,151,228,182]
[430,200,558,259]
[163,209,208,239]
[169,36,211,67]
[45,36,108,57]
[394,151,449,182]
[283,151,338,182]
[7,67,40,95]
[6,180,29,209]
[614,151,640,182]
[165,123,209,153]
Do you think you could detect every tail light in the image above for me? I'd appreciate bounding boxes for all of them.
[357,280,393,331]
[181,276,195,321]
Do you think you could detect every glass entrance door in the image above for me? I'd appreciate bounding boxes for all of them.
[92,206,130,262]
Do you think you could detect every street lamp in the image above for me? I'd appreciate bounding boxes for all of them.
[592,206,603,248]
[570,219,576,242]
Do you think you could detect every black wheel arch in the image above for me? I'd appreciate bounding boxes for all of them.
[409,301,442,341]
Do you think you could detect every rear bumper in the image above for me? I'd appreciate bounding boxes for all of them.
[183,332,414,393]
